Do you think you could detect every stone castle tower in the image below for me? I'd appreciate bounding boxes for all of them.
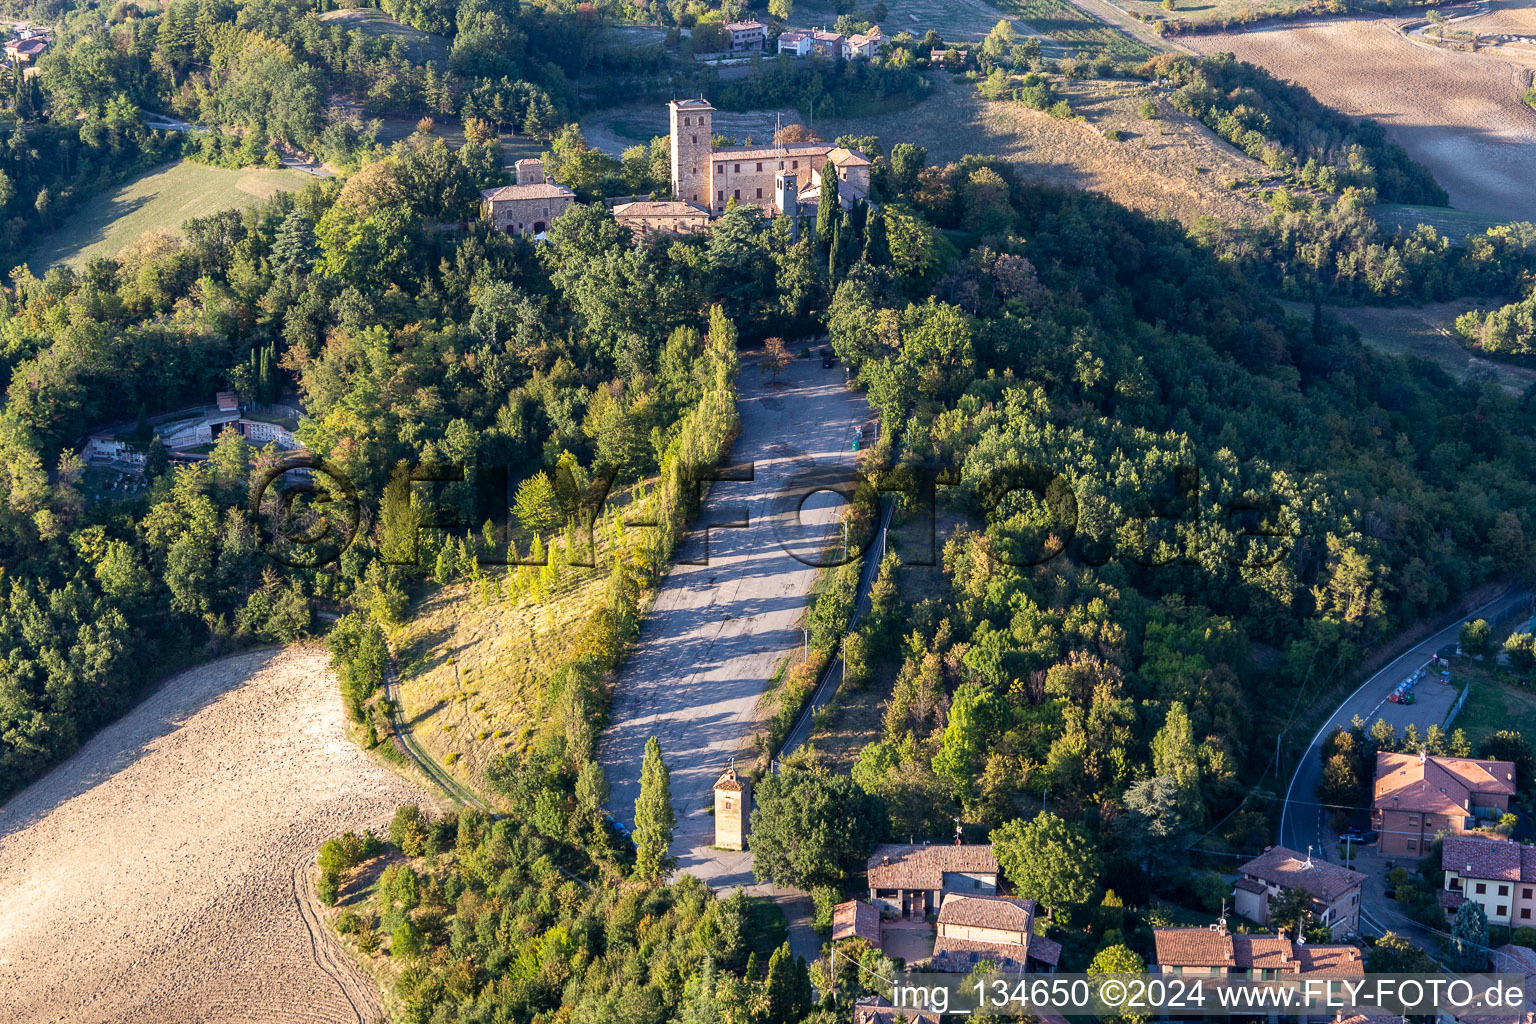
[713,765,751,851]
[669,98,714,207]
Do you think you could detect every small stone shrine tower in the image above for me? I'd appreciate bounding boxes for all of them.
[713,764,751,851]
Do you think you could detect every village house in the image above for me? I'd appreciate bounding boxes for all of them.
[1441,835,1536,926]
[843,26,883,59]
[611,200,710,239]
[479,158,576,238]
[852,995,940,1024]
[1373,750,1516,857]
[832,899,882,945]
[808,28,844,56]
[4,25,49,66]
[1152,921,1364,982]
[929,48,969,68]
[866,842,998,919]
[776,29,812,56]
[931,893,1061,974]
[722,19,766,51]
[669,98,872,218]
[1233,845,1366,939]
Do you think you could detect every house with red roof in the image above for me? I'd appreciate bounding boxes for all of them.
[1234,845,1365,939]
[1372,750,1516,857]
[1152,920,1364,982]
[930,893,1061,974]
[1442,835,1536,926]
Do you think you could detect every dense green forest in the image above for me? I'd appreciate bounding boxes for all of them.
[292,141,1536,1022]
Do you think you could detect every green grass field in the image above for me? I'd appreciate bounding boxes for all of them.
[1451,664,1536,749]
[1373,203,1514,242]
[990,0,1154,59]
[1115,0,1312,25]
[25,161,311,272]
[318,8,449,63]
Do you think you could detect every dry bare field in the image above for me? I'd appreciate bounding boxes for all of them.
[815,74,1274,224]
[0,647,431,1024]
[1184,16,1536,221]
[585,75,1274,225]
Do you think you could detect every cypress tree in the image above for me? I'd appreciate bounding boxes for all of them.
[633,735,676,879]
[836,209,857,275]
[815,171,840,255]
[863,207,889,266]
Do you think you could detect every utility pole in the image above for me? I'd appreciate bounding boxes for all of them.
[802,626,809,663]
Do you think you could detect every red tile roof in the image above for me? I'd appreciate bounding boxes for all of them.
[1240,846,1366,902]
[1493,944,1536,975]
[937,893,1034,932]
[1374,751,1515,815]
[1443,835,1525,881]
[833,900,881,943]
[1295,944,1365,976]
[480,183,575,202]
[1154,927,1235,967]
[1153,929,1362,975]
[931,937,1033,973]
[867,843,998,891]
[853,995,941,1024]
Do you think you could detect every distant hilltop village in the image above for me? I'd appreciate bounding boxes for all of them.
[479,98,871,241]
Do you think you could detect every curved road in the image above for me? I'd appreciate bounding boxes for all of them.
[1279,586,1531,860]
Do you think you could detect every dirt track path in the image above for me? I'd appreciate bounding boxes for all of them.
[597,354,867,964]
[0,647,430,1024]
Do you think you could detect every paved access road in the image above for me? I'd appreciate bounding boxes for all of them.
[599,355,870,892]
[1279,586,1532,861]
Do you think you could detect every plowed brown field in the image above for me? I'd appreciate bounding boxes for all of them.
[1185,16,1536,221]
[0,647,430,1024]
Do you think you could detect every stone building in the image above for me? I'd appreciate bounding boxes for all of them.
[668,98,871,218]
[722,19,766,51]
[479,158,576,238]
[866,842,999,919]
[1232,845,1365,939]
[713,766,751,851]
[611,200,711,239]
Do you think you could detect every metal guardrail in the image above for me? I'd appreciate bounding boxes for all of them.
[775,496,894,761]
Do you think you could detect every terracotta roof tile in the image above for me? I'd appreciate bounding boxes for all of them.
[1444,835,1524,881]
[867,844,998,891]
[1494,944,1536,975]
[1239,846,1366,902]
[1153,927,1235,967]
[937,894,1034,931]
[480,183,575,202]
[853,995,941,1024]
[833,900,881,943]
[931,937,1032,973]
[1374,752,1515,815]
[1294,944,1365,976]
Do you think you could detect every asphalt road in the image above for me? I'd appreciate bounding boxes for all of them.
[1279,586,1532,862]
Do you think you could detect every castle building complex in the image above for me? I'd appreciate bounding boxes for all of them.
[668,98,870,219]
